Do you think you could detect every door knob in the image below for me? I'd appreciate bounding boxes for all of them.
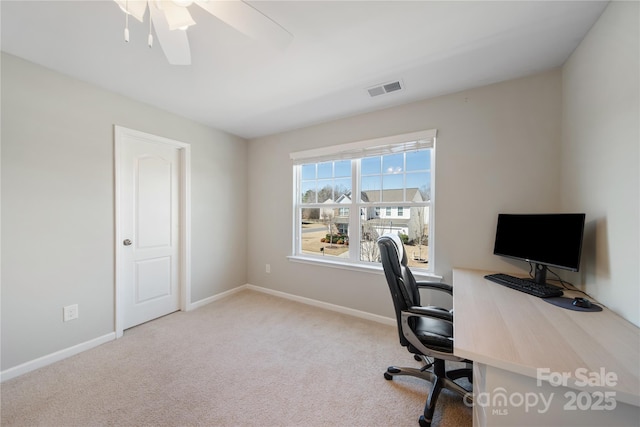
[123,239,132,246]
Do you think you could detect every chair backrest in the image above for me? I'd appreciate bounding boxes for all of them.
[377,233,421,347]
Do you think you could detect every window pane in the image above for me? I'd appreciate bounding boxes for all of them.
[360,218,381,263]
[317,162,332,179]
[334,160,351,177]
[301,164,316,180]
[362,157,380,175]
[382,153,403,174]
[382,174,404,201]
[303,161,352,203]
[359,205,430,267]
[301,181,316,204]
[361,176,381,197]
[406,172,431,201]
[406,150,430,171]
[301,207,319,221]
[301,208,349,258]
[334,177,351,200]
[317,180,334,202]
[406,209,430,268]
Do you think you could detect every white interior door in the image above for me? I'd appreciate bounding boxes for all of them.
[116,127,190,333]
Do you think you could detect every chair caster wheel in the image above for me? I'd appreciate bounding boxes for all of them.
[419,415,431,427]
[384,372,393,380]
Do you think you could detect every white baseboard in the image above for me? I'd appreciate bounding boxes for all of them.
[1,332,116,383]
[243,283,396,326]
[2,285,393,382]
[187,286,246,310]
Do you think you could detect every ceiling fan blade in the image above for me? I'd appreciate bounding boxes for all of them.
[156,1,196,30]
[113,0,148,22]
[195,0,293,50]
[149,4,192,65]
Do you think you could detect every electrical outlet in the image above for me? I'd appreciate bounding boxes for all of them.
[266,264,271,273]
[63,304,78,322]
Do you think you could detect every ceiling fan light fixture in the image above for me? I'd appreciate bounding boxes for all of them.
[169,18,196,31]
[113,0,292,65]
[162,4,196,31]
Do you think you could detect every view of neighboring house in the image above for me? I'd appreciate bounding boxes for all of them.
[328,188,429,243]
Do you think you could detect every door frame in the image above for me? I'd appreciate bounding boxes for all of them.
[114,125,191,338]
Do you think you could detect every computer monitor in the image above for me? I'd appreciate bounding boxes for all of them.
[493,213,586,286]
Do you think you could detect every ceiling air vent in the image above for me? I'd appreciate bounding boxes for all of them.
[367,80,404,97]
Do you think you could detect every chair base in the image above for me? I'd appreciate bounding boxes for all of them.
[384,359,472,427]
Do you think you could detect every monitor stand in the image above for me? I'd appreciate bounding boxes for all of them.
[533,263,548,286]
[532,263,563,291]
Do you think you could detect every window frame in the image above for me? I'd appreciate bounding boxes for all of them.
[289,129,438,277]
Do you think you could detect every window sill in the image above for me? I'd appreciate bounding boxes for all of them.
[287,255,443,281]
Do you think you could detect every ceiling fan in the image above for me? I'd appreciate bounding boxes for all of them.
[114,0,293,65]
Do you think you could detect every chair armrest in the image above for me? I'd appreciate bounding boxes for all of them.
[406,306,453,323]
[416,281,453,295]
[400,309,465,361]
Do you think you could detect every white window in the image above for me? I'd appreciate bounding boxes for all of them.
[291,129,435,271]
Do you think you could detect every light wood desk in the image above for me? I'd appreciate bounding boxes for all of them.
[453,268,640,427]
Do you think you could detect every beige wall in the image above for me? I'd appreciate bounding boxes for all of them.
[1,53,248,370]
[2,0,637,376]
[246,1,639,327]
[247,70,563,318]
[561,1,639,326]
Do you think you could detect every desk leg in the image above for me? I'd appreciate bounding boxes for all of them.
[471,363,639,427]
[472,362,487,427]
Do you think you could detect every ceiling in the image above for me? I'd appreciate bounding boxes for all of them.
[1,1,608,139]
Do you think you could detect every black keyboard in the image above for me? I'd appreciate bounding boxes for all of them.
[484,273,564,298]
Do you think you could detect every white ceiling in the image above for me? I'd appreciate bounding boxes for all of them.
[1,1,608,139]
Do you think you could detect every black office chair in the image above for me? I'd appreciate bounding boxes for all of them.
[377,233,472,427]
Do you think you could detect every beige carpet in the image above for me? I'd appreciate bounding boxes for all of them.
[1,290,471,426]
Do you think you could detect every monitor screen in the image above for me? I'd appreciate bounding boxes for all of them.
[493,213,586,272]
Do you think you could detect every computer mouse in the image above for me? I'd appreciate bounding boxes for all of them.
[572,297,592,308]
